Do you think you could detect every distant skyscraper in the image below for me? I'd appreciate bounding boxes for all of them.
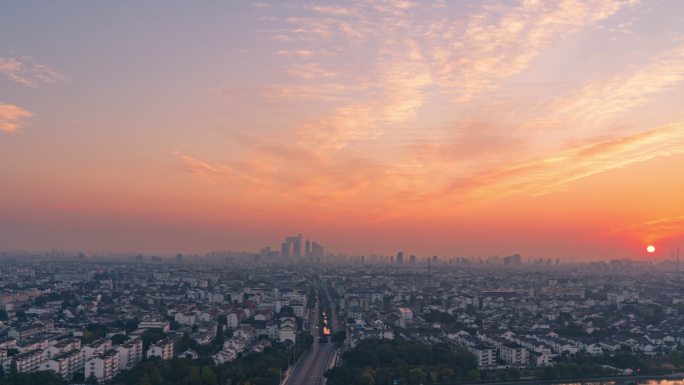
[292,234,302,258]
[305,239,311,258]
[282,234,303,258]
[396,252,404,265]
[409,255,416,264]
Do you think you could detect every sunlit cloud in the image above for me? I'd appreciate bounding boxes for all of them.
[171,151,228,183]
[0,102,33,133]
[0,54,63,87]
[609,215,684,243]
[527,44,684,133]
[449,123,684,201]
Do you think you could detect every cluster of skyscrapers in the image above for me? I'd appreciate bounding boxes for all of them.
[259,234,325,261]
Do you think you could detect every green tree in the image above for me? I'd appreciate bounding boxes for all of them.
[0,371,67,385]
[139,373,152,385]
[408,368,426,384]
[506,368,520,380]
[111,334,128,345]
[183,367,202,385]
[464,369,481,382]
[201,366,218,385]
[359,371,375,385]
[85,373,98,384]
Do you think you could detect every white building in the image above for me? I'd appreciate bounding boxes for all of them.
[138,320,170,332]
[212,348,237,365]
[84,349,120,383]
[82,338,112,361]
[147,338,175,360]
[39,349,82,379]
[175,312,197,326]
[468,345,497,369]
[227,312,240,329]
[500,344,529,367]
[13,349,44,373]
[116,339,143,370]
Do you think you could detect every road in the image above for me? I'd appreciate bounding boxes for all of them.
[282,291,335,385]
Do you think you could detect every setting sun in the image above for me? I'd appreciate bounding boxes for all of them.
[647,245,656,253]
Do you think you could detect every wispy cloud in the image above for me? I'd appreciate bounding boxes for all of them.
[193,0,681,220]
[0,103,33,133]
[527,44,684,133]
[425,0,636,101]
[609,215,684,242]
[171,151,227,182]
[448,123,684,201]
[0,54,63,87]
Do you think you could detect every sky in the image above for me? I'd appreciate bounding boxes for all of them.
[1,0,683,260]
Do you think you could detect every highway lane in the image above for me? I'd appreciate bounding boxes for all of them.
[282,291,335,385]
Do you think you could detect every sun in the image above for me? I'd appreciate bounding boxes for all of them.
[646,245,656,253]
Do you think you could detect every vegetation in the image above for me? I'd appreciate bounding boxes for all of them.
[81,323,107,344]
[141,328,166,353]
[121,348,290,385]
[0,371,67,385]
[325,338,477,385]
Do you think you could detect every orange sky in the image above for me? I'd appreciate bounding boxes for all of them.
[1,1,683,259]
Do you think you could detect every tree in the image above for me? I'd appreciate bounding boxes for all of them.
[139,373,152,385]
[506,367,521,380]
[183,367,202,385]
[141,328,166,353]
[111,334,128,345]
[464,369,481,382]
[201,366,218,385]
[0,371,67,385]
[215,324,225,350]
[85,373,98,384]
[408,368,426,384]
[332,331,346,344]
[81,324,107,344]
[359,371,375,385]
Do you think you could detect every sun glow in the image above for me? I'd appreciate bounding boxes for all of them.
[646,245,656,253]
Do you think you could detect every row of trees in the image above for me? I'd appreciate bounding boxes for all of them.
[325,338,478,385]
[120,347,291,385]
[121,329,313,385]
[0,371,67,385]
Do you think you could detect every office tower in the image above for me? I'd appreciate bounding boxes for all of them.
[281,242,290,258]
[409,255,416,264]
[396,252,404,265]
[305,239,311,258]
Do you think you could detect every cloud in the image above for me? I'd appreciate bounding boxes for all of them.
[171,151,227,182]
[425,0,636,101]
[0,54,63,87]
[527,44,684,133]
[610,215,684,242]
[447,122,684,201]
[0,103,33,133]
[195,0,681,219]
[307,5,357,17]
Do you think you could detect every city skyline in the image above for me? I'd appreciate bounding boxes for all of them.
[2,1,684,259]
